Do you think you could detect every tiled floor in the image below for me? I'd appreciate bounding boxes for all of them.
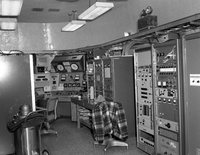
[42,118,148,155]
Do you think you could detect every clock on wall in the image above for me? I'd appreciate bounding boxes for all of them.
[70,63,79,71]
[51,55,85,72]
[57,64,64,71]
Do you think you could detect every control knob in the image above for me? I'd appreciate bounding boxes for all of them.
[165,123,171,128]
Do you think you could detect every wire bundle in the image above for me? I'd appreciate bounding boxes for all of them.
[7,111,45,133]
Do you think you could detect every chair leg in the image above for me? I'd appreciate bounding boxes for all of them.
[104,138,128,151]
[41,129,57,135]
[41,122,58,136]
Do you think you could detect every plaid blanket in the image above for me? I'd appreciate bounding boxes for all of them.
[92,101,128,142]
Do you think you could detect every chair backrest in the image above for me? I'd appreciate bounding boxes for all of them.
[46,98,58,121]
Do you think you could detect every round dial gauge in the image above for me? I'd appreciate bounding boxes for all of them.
[71,63,79,71]
[57,64,64,71]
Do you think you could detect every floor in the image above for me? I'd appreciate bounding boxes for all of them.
[41,118,148,155]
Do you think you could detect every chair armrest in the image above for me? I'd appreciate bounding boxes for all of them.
[36,106,47,112]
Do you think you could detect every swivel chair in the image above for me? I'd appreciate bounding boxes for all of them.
[37,97,58,135]
[103,135,128,151]
[92,101,128,151]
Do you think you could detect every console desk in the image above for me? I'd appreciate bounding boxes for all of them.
[71,97,94,129]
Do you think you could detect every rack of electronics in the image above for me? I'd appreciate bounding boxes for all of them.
[134,45,155,154]
[133,13,200,155]
[134,33,183,155]
[34,54,86,101]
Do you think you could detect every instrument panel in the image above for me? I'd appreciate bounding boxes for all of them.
[135,47,155,155]
[154,38,180,155]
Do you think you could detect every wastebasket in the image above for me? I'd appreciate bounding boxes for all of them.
[7,104,45,155]
[14,126,40,155]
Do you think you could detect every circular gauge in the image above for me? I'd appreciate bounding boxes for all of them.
[57,64,64,71]
[71,63,79,71]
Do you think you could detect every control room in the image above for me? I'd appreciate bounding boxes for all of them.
[0,0,200,155]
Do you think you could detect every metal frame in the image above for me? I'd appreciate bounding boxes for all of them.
[30,54,36,111]
[153,36,183,155]
[176,36,185,155]
[181,29,200,155]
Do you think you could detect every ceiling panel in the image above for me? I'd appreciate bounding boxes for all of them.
[18,0,89,23]
[17,0,128,23]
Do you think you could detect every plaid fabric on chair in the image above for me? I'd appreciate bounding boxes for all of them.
[92,101,128,143]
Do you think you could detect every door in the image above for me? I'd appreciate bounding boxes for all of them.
[185,37,200,155]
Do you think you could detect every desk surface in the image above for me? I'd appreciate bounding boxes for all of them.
[71,97,94,110]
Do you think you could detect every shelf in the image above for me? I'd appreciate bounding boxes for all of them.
[71,97,95,129]
[80,117,92,129]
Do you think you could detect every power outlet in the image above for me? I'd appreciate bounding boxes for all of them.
[190,74,200,86]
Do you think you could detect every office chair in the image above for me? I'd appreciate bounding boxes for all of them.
[92,101,128,151]
[37,97,58,135]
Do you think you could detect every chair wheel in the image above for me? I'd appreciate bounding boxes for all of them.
[42,149,50,155]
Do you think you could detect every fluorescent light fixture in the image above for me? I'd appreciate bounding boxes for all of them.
[1,0,23,16]
[78,2,114,20]
[0,18,17,30]
[62,20,86,32]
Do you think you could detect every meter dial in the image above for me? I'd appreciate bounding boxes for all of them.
[71,63,79,71]
[57,64,64,71]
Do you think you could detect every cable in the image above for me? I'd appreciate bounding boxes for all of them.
[7,111,45,133]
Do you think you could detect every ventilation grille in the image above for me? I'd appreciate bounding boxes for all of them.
[31,8,60,12]
[32,8,44,12]
[48,8,60,12]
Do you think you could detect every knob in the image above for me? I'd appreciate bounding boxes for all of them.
[165,123,171,128]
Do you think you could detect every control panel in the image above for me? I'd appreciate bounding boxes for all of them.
[34,54,86,100]
[102,58,113,101]
[134,47,155,155]
[50,72,86,99]
[49,73,60,91]
[34,73,50,88]
[154,39,180,155]
[59,72,85,91]
[94,59,104,98]
[137,66,154,134]
[86,60,95,100]
[34,73,60,92]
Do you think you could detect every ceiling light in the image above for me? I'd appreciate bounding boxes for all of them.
[0,18,17,30]
[62,20,86,32]
[78,2,114,20]
[1,0,23,16]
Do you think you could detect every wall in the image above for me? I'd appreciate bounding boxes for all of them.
[1,0,200,52]
[0,23,46,52]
